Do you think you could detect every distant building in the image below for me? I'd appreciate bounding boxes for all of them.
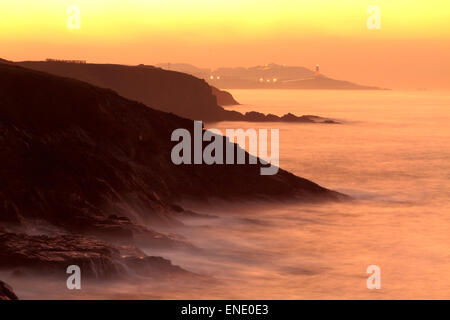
[315,64,320,77]
[46,59,86,64]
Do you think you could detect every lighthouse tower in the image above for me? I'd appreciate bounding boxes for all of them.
[315,64,320,78]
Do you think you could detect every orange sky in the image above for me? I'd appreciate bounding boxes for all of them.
[1,0,450,89]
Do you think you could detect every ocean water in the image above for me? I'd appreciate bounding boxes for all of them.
[193,89,450,299]
[7,89,450,299]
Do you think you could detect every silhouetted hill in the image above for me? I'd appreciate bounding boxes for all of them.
[0,63,342,230]
[13,60,338,123]
[17,60,225,121]
[211,86,240,105]
[155,63,242,104]
[156,63,211,76]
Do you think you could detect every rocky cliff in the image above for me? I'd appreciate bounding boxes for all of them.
[0,63,342,227]
[211,86,240,105]
[0,63,344,283]
[13,60,336,123]
[0,232,192,279]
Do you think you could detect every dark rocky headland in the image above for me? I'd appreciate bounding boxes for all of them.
[0,62,346,294]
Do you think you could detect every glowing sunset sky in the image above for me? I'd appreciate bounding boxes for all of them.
[1,0,449,89]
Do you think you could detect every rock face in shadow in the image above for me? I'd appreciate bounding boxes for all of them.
[0,280,18,300]
[12,60,338,123]
[0,61,352,290]
[0,63,345,281]
[14,61,231,122]
[0,232,191,279]
[211,86,240,106]
[0,63,343,232]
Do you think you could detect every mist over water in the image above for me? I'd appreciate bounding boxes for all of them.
[6,90,450,299]
[205,89,450,299]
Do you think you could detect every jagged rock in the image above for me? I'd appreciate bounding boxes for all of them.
[243,111,338,123]
[0,232,191,279]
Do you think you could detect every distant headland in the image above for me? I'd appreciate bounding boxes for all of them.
[156,63,387,90]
